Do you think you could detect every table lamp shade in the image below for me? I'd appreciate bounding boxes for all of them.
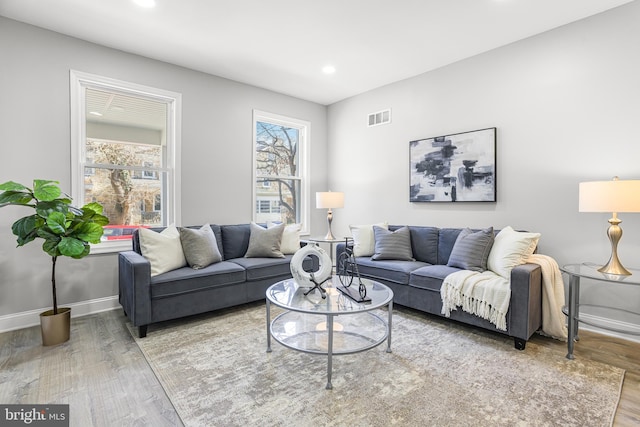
[579,180,640,213]
[316,192,344,209]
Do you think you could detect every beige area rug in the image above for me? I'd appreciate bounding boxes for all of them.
[128,303,624,427]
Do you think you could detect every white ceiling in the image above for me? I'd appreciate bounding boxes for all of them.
[0,0,634,105]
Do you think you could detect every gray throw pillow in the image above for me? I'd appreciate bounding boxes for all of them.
[372,225,415,261]
[245,222,285,258]
[447,227,495,272]
[179,224,223,269]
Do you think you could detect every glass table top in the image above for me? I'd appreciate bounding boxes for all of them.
[266,276,393,314]
[561,263,640,285]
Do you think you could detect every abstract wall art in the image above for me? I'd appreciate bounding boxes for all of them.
[409,127,496,202]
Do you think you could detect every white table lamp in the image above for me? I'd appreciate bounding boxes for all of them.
[579,177,640,275]
[316,191,344,240]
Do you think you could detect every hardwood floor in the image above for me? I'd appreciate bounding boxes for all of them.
[1,309,639,426]
[0,310,182,426]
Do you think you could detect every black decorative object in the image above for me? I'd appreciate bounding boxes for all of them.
[337,238,371,303]
[303,273,330,299]
[410,127,496,202]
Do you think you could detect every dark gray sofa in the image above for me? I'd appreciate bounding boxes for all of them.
[119,223,313,338]
[336,225,542,350]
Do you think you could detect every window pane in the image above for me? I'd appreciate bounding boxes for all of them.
[254,178,299,224]
[86,139,162,169]
[255,121,299,178]
[85,166,165,228]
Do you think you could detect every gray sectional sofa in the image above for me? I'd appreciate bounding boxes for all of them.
[118,223,313,338]
[336,225,543,350]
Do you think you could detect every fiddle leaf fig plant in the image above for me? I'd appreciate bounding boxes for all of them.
[0,179,109,314]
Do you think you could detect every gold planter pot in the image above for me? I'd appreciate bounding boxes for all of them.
[40,307,71,346]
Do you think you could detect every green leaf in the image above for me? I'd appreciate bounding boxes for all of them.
[33,180,61,202]
[82,202,104,215]
[71,244,90,259]
[73,222,104,244]
[35,199,69,218]
[93,214,110,227]
[42,238,61,257]
[0,181,29,192]
[58,236,85,257]
[46,211,67,235]
[11,216,38,240]
[0,191,33,205]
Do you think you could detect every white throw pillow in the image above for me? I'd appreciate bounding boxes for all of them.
[349,222,389,257]
[487,226,541,279]
[139,226,187,277]
[268,222,301,255]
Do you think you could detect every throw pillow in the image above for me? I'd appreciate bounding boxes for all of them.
[447,227,495,272]
[487,226,541,279]
[179,224,222,269]
[372,225,415,261]
[138,226,187,277]
[268,222,301,255]
[245,222,285,258]
[349,222,389,257]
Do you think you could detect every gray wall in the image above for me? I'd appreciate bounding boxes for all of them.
[0,17,328,318]
[327,2,640,328]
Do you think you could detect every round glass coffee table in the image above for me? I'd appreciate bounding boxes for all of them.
[266,277,393,389]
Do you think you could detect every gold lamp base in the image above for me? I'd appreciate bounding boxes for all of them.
[598,215,631,276]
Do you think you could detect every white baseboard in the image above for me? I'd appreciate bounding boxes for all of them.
[577,312,640,344]
[0,296,120,334]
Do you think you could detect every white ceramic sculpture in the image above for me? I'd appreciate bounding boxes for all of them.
[290,243,332,287]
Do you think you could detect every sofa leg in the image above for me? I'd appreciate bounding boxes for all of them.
[138,325,148,338]
[514,338,526,351]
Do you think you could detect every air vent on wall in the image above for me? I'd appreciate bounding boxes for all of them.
[367,108,391,127]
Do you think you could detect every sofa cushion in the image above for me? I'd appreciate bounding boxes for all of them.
[410,265,464,291]
[269,223,301,255]
[221,224,252,260]
[179,224,223,269]
[372,225,415,261]
[487,226,540,279]
[355,257,429,285]
[447,227,494,272]
[437,228,464,265]
[150,261,246,298]
[138,226,187,277]
[405,226,439,264]
[350,222,388,257]
[245,222,285,258]
[229,255,296,281]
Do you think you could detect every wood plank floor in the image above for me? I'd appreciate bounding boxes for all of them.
[1,308,639,426]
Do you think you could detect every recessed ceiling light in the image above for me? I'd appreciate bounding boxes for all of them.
[322,65,336,74]
[133,0,156,8]
[89,111,103,116]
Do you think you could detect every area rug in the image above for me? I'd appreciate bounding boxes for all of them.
[128,303,624,427]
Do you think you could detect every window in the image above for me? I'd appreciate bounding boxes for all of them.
[253,110,309,230]
[71,71,182,252]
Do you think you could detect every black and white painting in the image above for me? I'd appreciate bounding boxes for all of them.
[409,127,496,202]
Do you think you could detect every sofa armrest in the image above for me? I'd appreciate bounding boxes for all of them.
[118,251,152,329]
[508,263,543,341]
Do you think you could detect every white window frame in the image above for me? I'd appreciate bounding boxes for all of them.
[70,70,182,254]
[252,110,309,233]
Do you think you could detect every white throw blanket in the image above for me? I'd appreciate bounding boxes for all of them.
[526,254,568,340]
[441,270,511,331]
[441,254,568,340]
